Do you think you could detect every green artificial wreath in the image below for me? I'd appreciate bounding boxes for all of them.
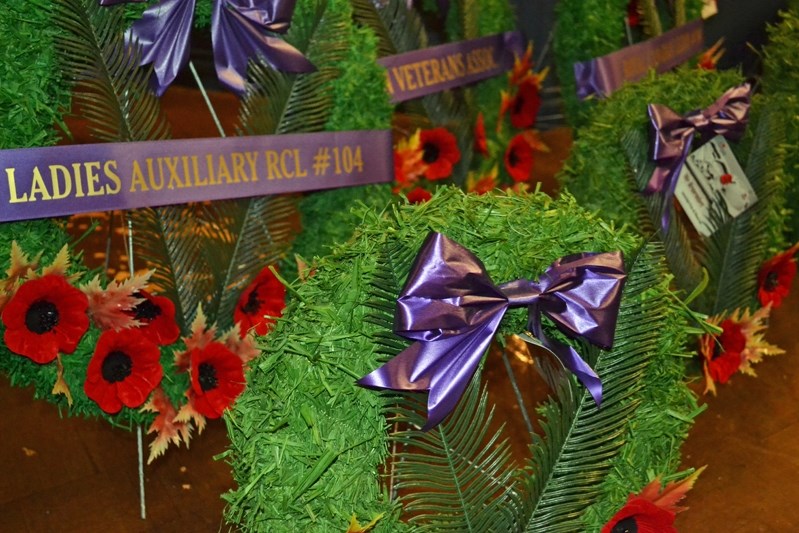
[0,0,393,460]
[223,187,699,532]
[557,67,792,317]
[291,0,521,265]
[553,0,704,126]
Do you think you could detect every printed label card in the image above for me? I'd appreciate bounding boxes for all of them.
[674,135,757,237]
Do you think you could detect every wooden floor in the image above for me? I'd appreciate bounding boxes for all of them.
[3,87,799,531]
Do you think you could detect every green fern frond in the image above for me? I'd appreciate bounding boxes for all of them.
[620,127,704,293]
[521,242,676,531]
[390,380,523,532]
[129,205,214,332]
[702,99,788,314]
[350,0,473,183]
[200,195,298,330]
[54,0,170,142]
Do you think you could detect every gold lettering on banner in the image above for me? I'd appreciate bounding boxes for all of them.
[6,168,27,203]
[71,163,86,198]
[205,154,216,185]
[165,157,184,189]
[104,160,121,195]
[85,161,104,196]
[192,155,208,186]
[244,151,259,182]
[152,158,165,191]
[130,160,149,192]
[29,167,51,201]
[48,165,72,200]
[265,150,281,180]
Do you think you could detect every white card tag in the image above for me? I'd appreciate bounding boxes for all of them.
[674,135,757,237]
[702,0,718,19]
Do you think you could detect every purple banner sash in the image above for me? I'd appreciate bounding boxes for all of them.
[0,130,392,222]
[378,31,525,103]
[574,19,704,100]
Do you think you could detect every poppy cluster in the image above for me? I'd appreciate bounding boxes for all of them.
[468,43,548,193]
[0,246,285,460]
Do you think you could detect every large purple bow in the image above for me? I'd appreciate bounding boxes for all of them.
[101,0,315,95]
[645,81,751,231]
[357,232,627,430]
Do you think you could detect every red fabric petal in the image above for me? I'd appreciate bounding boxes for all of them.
[602,496,677,533]
[130,291,181,345]
[509,79,542,130]
[707,349,742,384]
[505,134,535,182]
[419,128,461,180]
[474,113,489,156]
[1,275,89,363]
[234,267,286,338]
[406,187,432,204]
[189,342,246,418]
[84,329,163,413]
[757,248,798,308]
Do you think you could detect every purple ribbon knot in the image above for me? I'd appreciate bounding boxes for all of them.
[100,0,315,95]
[358,232,627,430]
[645,81,752,231]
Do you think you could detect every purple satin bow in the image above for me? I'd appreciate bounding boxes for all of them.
[101,0,315,95]
[645,81,752,231]
[357,232,627,430]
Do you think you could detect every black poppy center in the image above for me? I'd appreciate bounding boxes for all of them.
[712,339,724,361]
[508,148,520,168]
[610,516,638,533]
[198,362,218,392]
[102,350,133,383]
[764,271,780,292]
[422,142,440,164]
[25,300,60,335]
[513,94,525,115]
[133,295,162,322]
[241,288,262,315]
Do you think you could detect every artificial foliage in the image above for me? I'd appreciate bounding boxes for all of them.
[0,0,392,440]
[553,0,703,126]
[762,3,799,242]
[0,0,70,150]
[557,67,792,317]
[224,188,699,532]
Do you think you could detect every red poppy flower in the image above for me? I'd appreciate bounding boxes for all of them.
[234,266,286,338]
[505,134,535,182]
[406,187,432,204]
[127,290,180,345]
[419,127,461,180]
[601,495,677,533]
[474,113,489,156]
[2,274,90,364]
[509,79,542,130]
[757,244,799,308]
[702,318,745,385]
[188,341,246,418]
[84,329,164,414]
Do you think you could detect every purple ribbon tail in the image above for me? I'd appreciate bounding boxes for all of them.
[533,323,603,405]
[359,314,504,431]
[212,1,315,94]
[125,0,196,96]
